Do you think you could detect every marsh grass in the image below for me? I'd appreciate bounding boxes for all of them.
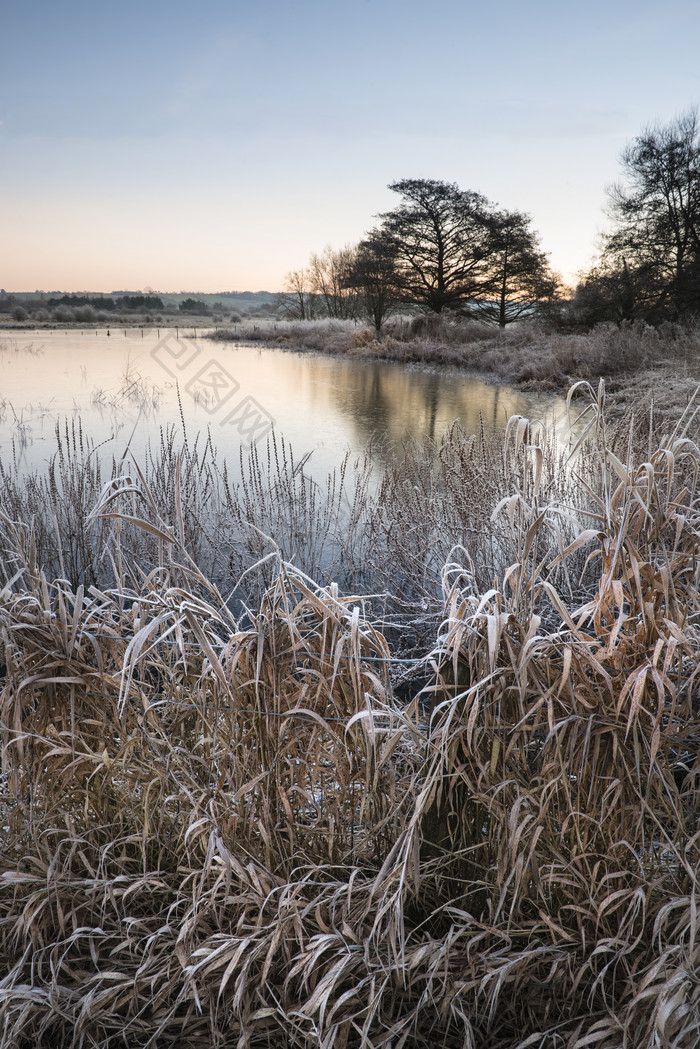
[0,411,581,646]
[209,316,700,390]
[90,361,164,416]
[1,384,700,1047]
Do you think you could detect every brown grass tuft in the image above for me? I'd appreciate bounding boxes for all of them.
[1,382,700,1046]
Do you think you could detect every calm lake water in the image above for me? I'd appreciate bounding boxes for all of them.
[0,329,574,480]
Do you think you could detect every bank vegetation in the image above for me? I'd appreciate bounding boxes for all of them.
[209,313,700,394]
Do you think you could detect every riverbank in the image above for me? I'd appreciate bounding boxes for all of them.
[5,316,699,404]
[208,315,700,394]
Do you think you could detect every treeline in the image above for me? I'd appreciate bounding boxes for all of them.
[283,107,700,332]
[0,293,277,324]
[47,293,165,311]
[0,293,167,323]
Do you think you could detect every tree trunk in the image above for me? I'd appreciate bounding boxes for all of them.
[499,239,509,328]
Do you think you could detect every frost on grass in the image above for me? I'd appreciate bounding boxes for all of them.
[1,383,700,1048]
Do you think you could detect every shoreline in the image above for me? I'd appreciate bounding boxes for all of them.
[4,320,700,410]
[206,316,700,399]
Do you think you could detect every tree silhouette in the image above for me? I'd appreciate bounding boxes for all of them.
[345,233,400,333]
[477,210,559,327]
[373,179,493,314]
[602,107,700,320]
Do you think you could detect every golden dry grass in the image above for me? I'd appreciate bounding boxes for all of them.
[1,382,700,1047]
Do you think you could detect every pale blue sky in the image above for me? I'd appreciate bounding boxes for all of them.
[2,0,698,292]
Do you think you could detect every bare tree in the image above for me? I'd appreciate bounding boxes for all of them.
[602,107,700,320]
[345,234,400,333]
[283,180,558,328]
[372,179,493,314]
[280,268,318,320]
[476,210,560,327]
[308,246,358,319]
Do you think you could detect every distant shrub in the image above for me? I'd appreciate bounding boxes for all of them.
[11,306,28,322]
[179,298,209,314]
[117,294,164,311]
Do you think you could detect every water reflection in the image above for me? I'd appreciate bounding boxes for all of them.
[0,330,572,479]
[315,356,567,454]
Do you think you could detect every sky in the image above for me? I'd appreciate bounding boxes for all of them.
[1,0,699,294]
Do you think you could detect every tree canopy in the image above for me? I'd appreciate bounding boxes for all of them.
[472,208,559,327]
[374,179,493,314]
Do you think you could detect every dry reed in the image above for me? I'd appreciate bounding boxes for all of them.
[1,383,700,1047]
